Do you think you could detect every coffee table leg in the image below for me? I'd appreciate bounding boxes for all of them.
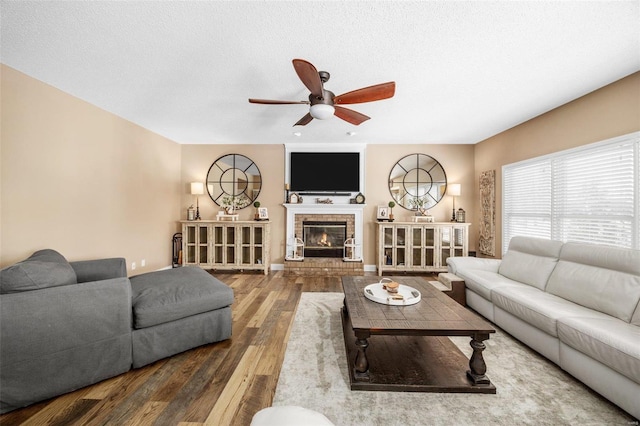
[354,331,370,382]
[466,333,491,385]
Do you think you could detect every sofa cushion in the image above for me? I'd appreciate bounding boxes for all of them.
[446,257,501,276]
[492,285,610,337]
[130,267,234,329]
[498,236,563,290]
[557,316,640,383]
[453,268,525,301]
[0,249,77,294]
[546,242,640,323]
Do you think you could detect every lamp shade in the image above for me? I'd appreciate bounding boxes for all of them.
[190,182,204,195]
[448,183,461,197]
[309,104,335,120]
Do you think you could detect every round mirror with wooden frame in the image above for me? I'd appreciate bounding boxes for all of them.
[206,154,262,210]
[388,153,447,211]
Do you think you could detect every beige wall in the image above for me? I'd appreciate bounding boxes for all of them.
[180,143,475,266]
[180,144,288,261]
[1,65,182,272]
[4,63,635,270]
[474,71,640,258]
[364,145,475,264]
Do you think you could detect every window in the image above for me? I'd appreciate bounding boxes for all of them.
[503,132,639,254]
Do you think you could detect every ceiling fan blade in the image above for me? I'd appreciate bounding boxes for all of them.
[334,81,396,105]
[334,106,370,126]
[292,59,323,97]
[249,98,309,105]
[294,113,314,126]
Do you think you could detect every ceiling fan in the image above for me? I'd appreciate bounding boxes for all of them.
[249,59,395,126]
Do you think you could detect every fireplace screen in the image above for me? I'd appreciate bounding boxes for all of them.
[303,221,347,258]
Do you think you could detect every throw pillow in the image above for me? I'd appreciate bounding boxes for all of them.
[0,249,77,294]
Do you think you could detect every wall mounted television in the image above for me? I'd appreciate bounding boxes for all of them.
[290,152,360,192]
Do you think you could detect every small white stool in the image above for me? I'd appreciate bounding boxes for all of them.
[251,406,335,426]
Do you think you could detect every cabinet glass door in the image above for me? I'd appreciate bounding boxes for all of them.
[240,226,252,265]
[425,227,435,267]
[440,227,452,265]
[254,226,263,245]
[395,227,407,267]
[383,227,394,246]
[225,226,236,265]
[411,227,423,267]
[212,226,224,264]
[452,226,465,257]
[198,225,209,264]
[185,225,197,264]
[253,225,264,266]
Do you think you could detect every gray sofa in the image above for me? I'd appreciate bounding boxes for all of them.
[0,249,233,413]
[447,236,640,419]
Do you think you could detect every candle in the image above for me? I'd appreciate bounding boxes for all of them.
[285,183,290,190]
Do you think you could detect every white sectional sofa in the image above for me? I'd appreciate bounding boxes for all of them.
[447,236,640,419]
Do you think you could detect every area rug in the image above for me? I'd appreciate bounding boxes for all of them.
[273,293,635,425]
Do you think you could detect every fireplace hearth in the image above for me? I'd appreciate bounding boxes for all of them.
[303,221,347,258]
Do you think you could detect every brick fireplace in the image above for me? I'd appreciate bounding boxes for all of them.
[284,203,365,276]
[302,220,348,258]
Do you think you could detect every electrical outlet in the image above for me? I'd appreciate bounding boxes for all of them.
[141,259,146,267]
[132,262,136,270]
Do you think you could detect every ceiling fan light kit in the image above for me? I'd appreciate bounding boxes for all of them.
[249,59,395,126]
[309,104,335,120]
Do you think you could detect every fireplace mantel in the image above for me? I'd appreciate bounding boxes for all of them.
[284,203,365,260]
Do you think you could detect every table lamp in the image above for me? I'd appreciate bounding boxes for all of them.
[190,182,204,220]
[448,184,461,222]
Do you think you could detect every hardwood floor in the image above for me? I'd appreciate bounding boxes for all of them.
[0,271,349,426]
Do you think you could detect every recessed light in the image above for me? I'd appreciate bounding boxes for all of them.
[347,131,356,136]
[293,132,302,137]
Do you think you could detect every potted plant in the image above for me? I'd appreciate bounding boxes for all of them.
[410,196,427,215]
[253,201,261,220]
[388,201,396,222]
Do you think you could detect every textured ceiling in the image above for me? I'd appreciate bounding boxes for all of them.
[1,1,638,145]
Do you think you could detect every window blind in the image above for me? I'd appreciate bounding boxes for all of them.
[502,132,639,254]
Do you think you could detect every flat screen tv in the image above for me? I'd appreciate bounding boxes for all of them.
[290,152,360,192]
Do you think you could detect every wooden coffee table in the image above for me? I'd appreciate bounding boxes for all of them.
[341,276,496,393]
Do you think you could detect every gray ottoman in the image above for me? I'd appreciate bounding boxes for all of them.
[129,267,233,368]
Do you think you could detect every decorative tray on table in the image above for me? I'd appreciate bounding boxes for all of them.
[363,278,421,306]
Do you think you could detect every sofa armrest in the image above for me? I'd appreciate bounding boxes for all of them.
[447,257,501,275]
[0,276,132,412]
[0,276,132,367]
[70,258,127,283]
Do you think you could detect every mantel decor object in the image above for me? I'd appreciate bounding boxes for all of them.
[343,235,362,262]
[388,201,396,221]
[286,235,304,261]
[377,206,390,221]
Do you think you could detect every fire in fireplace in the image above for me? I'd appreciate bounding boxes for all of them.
[303,221,347,258]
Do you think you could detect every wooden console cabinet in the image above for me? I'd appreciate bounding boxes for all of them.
[377,222,469,275]
[181,220,270,274]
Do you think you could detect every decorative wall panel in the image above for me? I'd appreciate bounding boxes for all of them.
[479,170,496,257]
